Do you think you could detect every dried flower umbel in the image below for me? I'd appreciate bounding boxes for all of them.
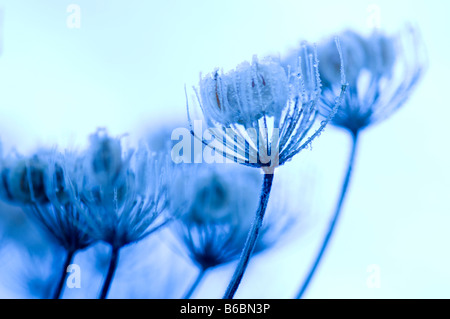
[318,26,425,133]
[188,47,347,298]
[0,150,94,299]
[172,163,258,298]
[79,129,172,299]
[30,152,94,299]
[293,26,426,298]
[171,162,296,299]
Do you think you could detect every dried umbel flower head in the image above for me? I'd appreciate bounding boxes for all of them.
[0,148,92,251]
[0,148,94,299]
[79,130,175,299]
[189,50,347,173]
[317,25,426,133]
[80,131,172,249]
[172,163,260,269]
[29,152,93,253]
[172,163,294,271]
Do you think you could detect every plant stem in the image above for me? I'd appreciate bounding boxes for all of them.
[52,249,76,299]
[99,246,120,299]
[296,130,359,299]
[183,267,207,299]
[223,173,274,299]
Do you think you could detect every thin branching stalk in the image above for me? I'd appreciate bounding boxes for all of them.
[296,129,359,299]
[223,173,274,299]
[52,249,76,299]
[183,267,208,299]
[99,246,120,299]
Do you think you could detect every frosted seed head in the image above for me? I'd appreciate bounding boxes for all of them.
[199,57,289,127]
[318,30,368,87]
[316,25,427,133]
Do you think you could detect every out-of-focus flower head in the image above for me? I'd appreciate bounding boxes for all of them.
[316,25,426,132]
[28,150,94,252]
[0,146,94,252]
[189,50,347,173]
[79,129,173,249]
[171,162,293,270]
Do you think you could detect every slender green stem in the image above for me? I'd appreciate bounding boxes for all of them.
[99,246,120,299]
[52,249,76,299]
[296,130,359,299]
[183,267,207,299]
[223,173,274,299]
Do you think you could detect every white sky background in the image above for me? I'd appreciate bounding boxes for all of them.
[0,0,449,298]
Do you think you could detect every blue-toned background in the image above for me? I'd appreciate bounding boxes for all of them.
[0,0,449,298]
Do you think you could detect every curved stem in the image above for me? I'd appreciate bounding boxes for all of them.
[52,249,76,299]
[183,267,207,299]
[99,246,120,299]
[223,173,274,299]
[296,130,359,299]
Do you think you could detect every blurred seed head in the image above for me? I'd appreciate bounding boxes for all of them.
[170,163,259,269]
[80,130,173,249]
[0,146,94,252]
[29,151,94,252]
[170,162,296,270]
[316,25,426,132]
